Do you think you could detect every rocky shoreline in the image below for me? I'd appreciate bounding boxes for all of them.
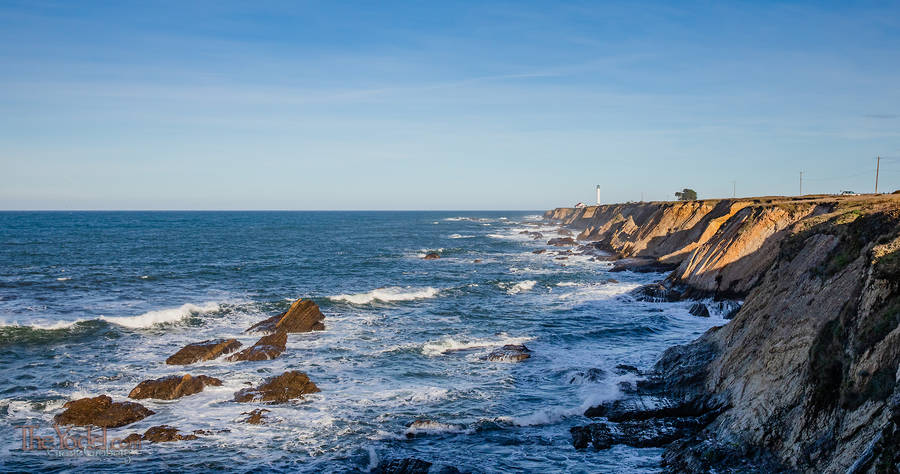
[548,194,900,473]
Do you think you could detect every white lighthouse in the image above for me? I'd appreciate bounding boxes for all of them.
[596,185,601,205]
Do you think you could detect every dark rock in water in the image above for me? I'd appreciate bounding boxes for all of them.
[571,423,614,450]
[569,368,606,384]
[630,283,682,302]
[166,338,242,365]
[610,258,679,273]
[128,374,222,400]
[557,228,574,236]
[54,395,154,428]
[712,300,741,319]
[423,252,441,260]
[555,256,568,260]
[404,419,467,438]
[571,418,706,450]
[533,249,546,254]
[376,458,460,474]
[233,370,319,403]
[486,344,531,362]
[473,259,482,263]
[547,237,577,246]
[584,394,720,421]
[245,298,325,334]
[688,303,710,318]
[614,364,641,375]
[141,425,199,443]
[227,332,287,362]
[240,408,270,424]
[376,458,433,474]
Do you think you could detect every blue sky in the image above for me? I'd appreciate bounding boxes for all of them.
[1,1,899,210]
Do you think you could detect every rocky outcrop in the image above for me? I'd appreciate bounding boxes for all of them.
[233,370,320,403]
[246,298,325,334]
[240,408,271,424]
[561,195,900,473]
[54,395,154,428]
[140,425,199,443]
[166,338,242,365]
[547,237,576,246]
[485,344,531,362]
[423,252,441,260]
[226,332,287,362]
[128,374,222,400]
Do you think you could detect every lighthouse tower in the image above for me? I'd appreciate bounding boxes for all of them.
[596,185,601,205]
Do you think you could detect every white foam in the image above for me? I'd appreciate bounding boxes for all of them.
[99,302,220,328]
[55,277,71,281]
[503,280,537,295]
[499,377,623,427]
[0,318,85,330]
[328,286,440,305]
[421,333,533,356]
[366,447,379,472]
[448,234,474,239]
[405,420,471,436]
[556,282,581,287]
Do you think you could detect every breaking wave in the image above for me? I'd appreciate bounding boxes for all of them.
[421,333,533,356]
[328,286,440,305]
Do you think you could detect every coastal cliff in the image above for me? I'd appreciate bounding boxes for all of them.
[547,194,900,473]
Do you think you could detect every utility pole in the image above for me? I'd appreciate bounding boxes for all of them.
[875,156,881,194]
[799,171,803,196]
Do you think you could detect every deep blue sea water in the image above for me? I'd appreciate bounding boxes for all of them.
[0,211,726,473]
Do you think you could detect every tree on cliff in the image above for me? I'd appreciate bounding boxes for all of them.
[675,188,697,201]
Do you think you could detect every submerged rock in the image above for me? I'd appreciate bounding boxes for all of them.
[245,298,325,334]
[404,419,468,438]
[166,338,242,365]
[547,237,577,246]
[376,458,434,474]
[128,374,222,400]
[571,418,704,450]
[54,395,154,428]
[630,283,682,302]
[227,332,287,362]
[568,368,606,384]
[423,252,441,260]
[533,249,546,254]
[233,370,320,403]
[485,344,531,362]
[688,303,710,318]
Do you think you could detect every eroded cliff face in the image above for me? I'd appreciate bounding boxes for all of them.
[548,198,830,296]
[551,195,900,472]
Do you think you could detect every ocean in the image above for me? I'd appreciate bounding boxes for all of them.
[0,211,727,473]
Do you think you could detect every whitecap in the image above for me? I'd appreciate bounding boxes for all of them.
[55,277,71,281]
[405,420,471,437]
[328,286,440,305]
[99,302,221,328]
[421,333,533,356]
[502,280,537,295]
[448,234,475,239]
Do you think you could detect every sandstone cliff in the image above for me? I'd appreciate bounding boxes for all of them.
[549,194,900,473]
